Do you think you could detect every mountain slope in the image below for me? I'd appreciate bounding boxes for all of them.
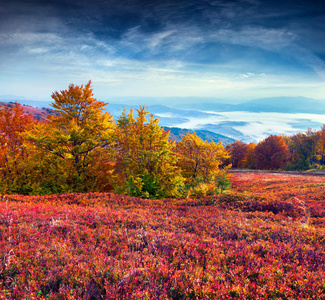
[164,127,235,144]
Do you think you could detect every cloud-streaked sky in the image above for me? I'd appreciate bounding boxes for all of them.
[1,0,325,101]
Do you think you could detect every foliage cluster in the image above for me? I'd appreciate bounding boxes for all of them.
[1,172,325,299]
[0,81,230,197]
[227,127,325,171]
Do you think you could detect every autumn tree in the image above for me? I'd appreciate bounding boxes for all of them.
[25,81,115,192]
[0,103,35,193]
[305,129,320,166]
[286,133,311,170]
[226,140,247,168]
[112,106,184,198]
[254,135,289,170]
[0,103,34,162]
[175,132,230,195]
[243,142,256,169]
[316,125,325,165]
[226,140,257,170]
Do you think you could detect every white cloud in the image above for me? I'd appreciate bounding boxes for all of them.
[119,24,204,54]
[240,72,255,78]
[148,30,176,50]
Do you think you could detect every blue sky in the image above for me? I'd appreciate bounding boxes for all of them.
[1,0,325,102]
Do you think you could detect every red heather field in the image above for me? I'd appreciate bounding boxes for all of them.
[1,172,325,299]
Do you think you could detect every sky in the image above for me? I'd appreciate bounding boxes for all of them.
[1,0,325,102]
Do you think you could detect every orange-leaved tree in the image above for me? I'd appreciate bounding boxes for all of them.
[254,135,289,170]
[226,140,247,168]
[25,81,115,193]
[112,106,184,198]
[0,103,35,193]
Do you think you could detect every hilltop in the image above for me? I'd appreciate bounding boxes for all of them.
[0,102,59,121]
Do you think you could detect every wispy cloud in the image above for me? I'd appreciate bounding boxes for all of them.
[214,27,297,50]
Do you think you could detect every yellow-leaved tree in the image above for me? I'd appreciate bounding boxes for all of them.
[25,81,115,193]
[112,106,184,198]
[175,132,230,195]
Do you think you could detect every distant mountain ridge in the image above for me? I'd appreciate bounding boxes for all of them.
[0,95,30,101]
[175,97,325,114]
[164,127,235,144]
[2,96,325,114]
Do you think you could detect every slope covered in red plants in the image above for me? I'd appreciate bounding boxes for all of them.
[0,102,59,121]
[1,172,325,299]
[230,171,325,219]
